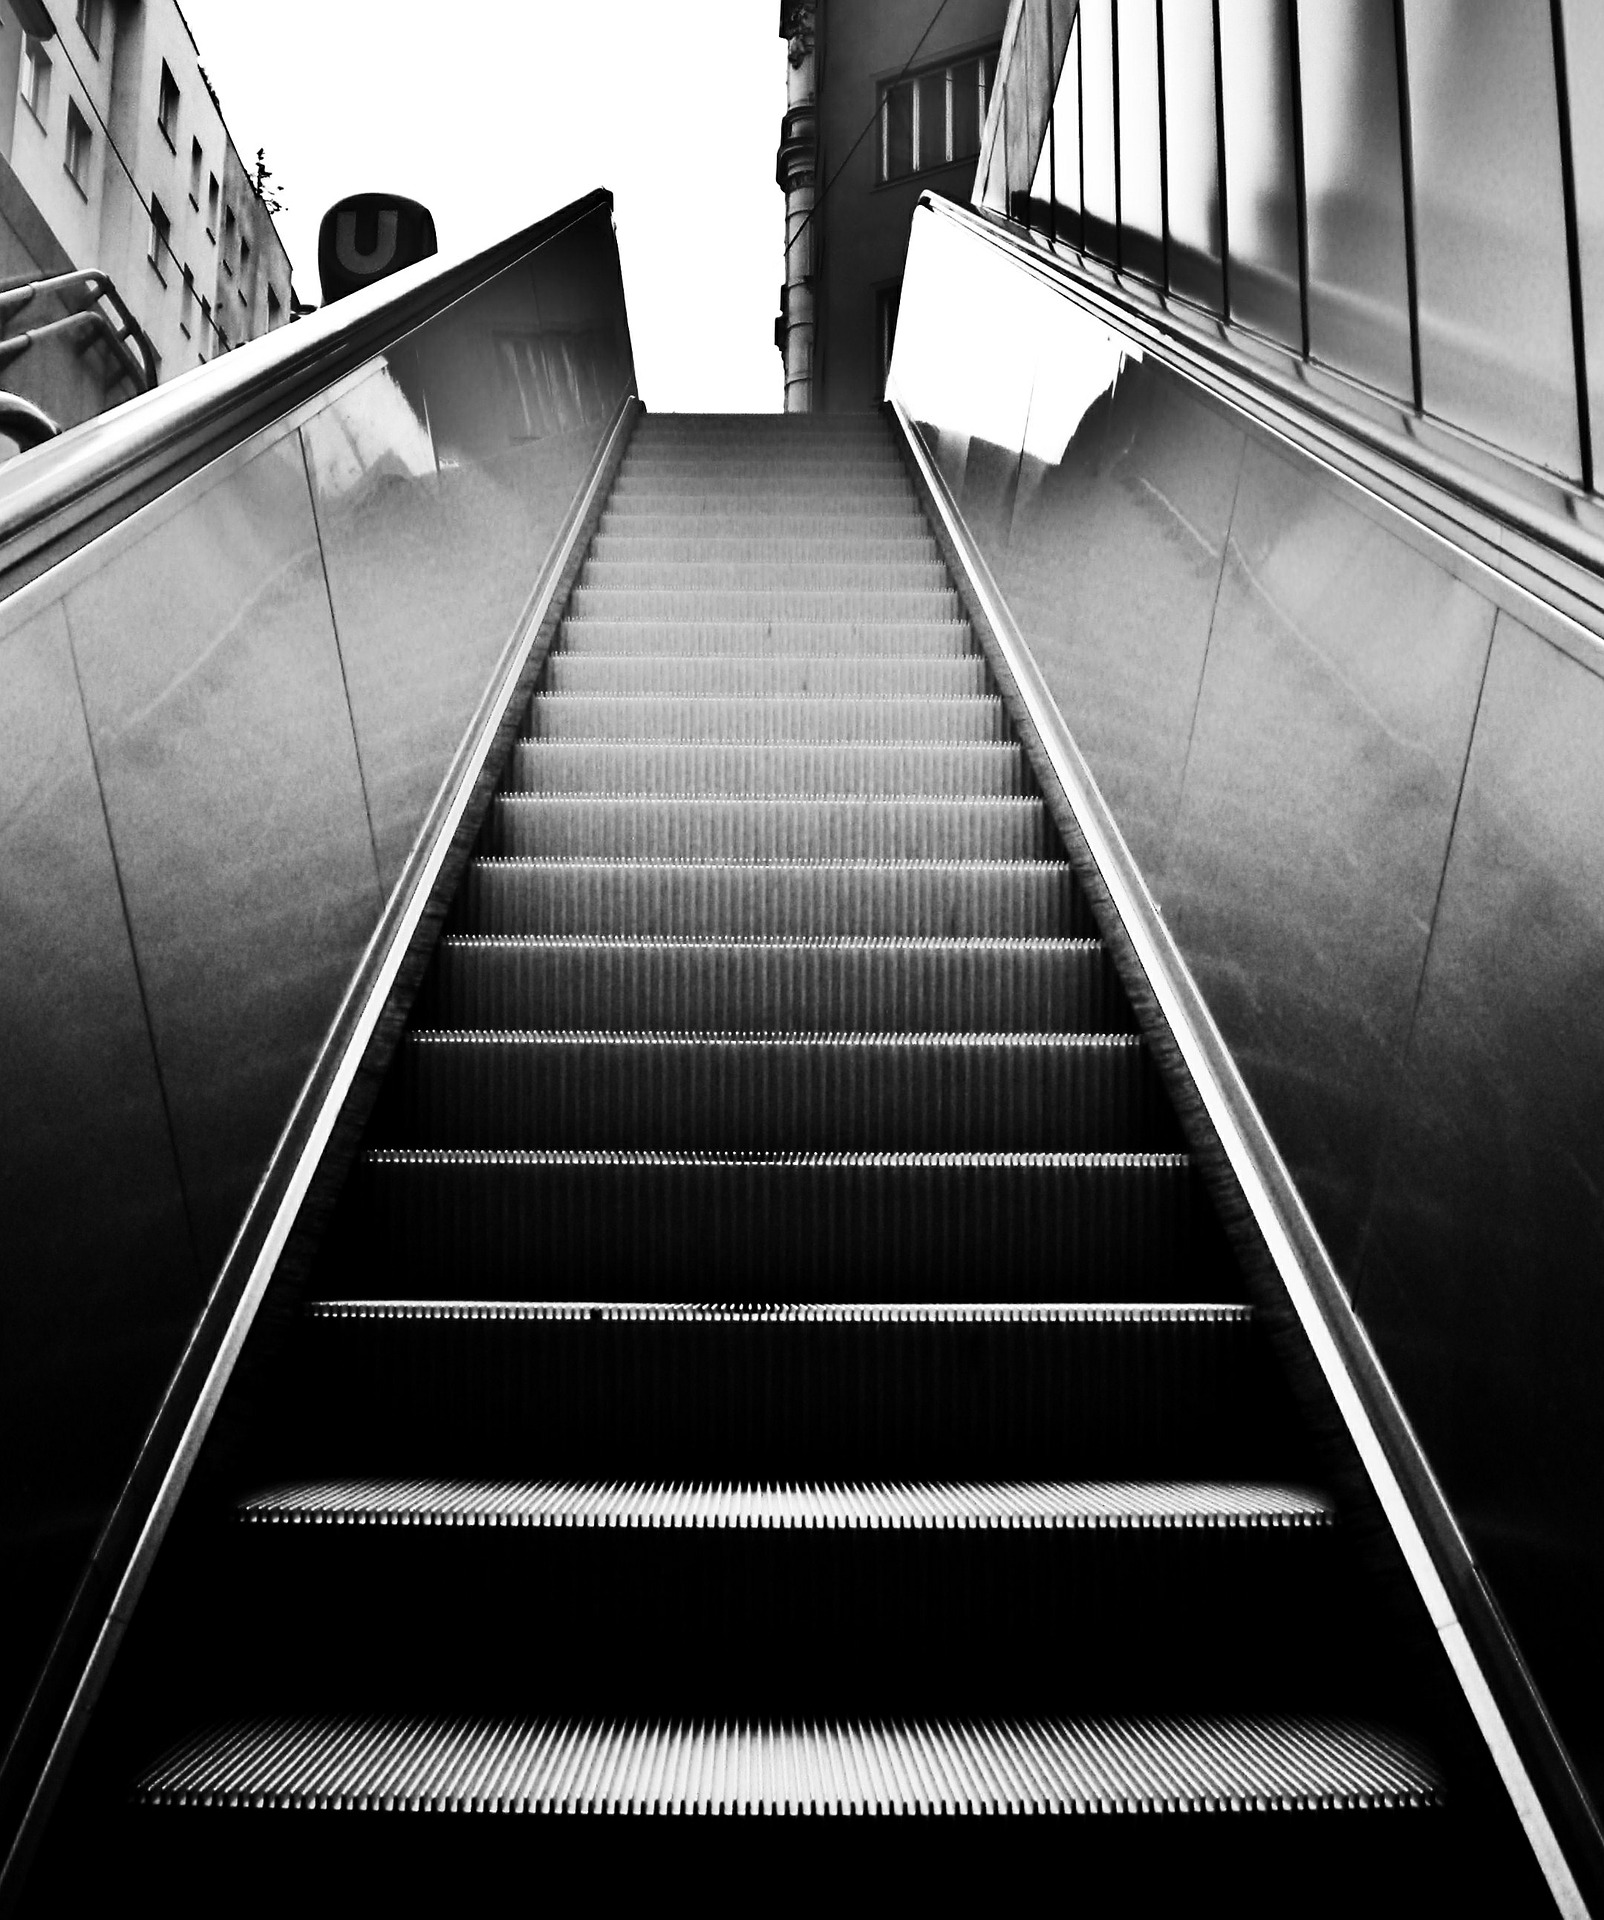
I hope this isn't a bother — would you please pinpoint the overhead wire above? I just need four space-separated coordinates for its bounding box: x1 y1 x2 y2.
783 0 956 262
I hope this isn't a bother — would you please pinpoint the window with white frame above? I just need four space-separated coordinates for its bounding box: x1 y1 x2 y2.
64 99 91 192
20 37 52 125
879 49 994 184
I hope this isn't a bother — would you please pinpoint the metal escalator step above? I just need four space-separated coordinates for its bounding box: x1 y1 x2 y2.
566 588 962 622
578 561 950 592
540 655 990 697
452 859 1088 937
352 1148 1204 1299
235 1478 1333 1530
597 512 932 540
394 1031 1168 1152
134 1713 1442 1813
586 537 942 565
524 694 1010 742
485 796 1051 861
555 619 975 657
610 470 913 494
290 1299 1263 1478
424 935 1124 1032
505 741 1029 797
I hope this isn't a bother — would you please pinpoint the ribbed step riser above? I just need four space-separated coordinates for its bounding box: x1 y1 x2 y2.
540 656 991 697
392 1036 1170 1153
618 460 910 482
135 1714 1442 1818
421 939 1130 1033
586 538 942 566
610 474 914 497
277 1308 1283 1480
190 1527 1350 1718
506 743 1032 798
567 590 962 622
451 863 1090 939
338 1156 1212 1300
579 562 951 592
525 695 1010 744
598 512 931 540
556 620 976 658
486 798 1052 862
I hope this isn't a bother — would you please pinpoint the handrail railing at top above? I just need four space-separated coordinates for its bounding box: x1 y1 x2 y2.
0 187 614 598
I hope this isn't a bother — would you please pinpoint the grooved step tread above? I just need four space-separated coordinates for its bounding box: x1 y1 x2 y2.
235 1479 1334 1530
556 620 975 656
524 694 1010 742
505 742 1028 796
540 657 989 697
305 1300 1254 1326
135 1714 1442 1814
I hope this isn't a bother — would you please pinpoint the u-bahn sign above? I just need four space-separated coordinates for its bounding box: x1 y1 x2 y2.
317 193 438 305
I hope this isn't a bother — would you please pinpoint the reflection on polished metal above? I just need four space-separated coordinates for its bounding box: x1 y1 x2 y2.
888 175 1604 1911
984 0 1599 494
10 411 1475 1915
0 192 636 1904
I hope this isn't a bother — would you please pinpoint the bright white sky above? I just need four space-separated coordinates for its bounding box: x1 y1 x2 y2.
176 0 791 413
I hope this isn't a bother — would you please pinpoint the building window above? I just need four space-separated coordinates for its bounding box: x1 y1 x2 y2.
222 205 236 274
267 286 282 330
879 50 993 183
876 281 902 397
189 138 203 208
206 174 219 239
180 264 195 333
157 62 179 149
75 0 103 55
20 37 51 125
239 235 251 296
64 99 91 193
148 194 170 277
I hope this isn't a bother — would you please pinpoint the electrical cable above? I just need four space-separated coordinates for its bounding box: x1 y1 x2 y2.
783 0 955 261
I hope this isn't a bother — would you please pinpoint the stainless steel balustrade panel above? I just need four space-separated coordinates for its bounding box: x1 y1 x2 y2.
0 601 200 1750
1160 0 1223 316
1049 14 1083 250
1295 0 1412 399
0 194 635 1838
1216 0 1302 350
889 191 1604 1855
64 433 383 1276
1401 0 1580 477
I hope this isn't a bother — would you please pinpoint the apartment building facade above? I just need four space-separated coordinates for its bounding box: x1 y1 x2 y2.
777 0 1009 413
0 0 293 434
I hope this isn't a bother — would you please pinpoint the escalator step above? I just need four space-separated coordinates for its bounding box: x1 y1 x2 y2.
525 693 1010 742
540 655 990 696
134 1714 1442 1814
578 561 952 593
506 741 1028 795
347 1148 1208 1298
566 588 962 622
453 858 1088 937
235 1478 1333 1531
423 935 1125 1031
555 618 976 656
586 537 943 565
392 1031 1170 1151
596 512 934 541
487 795 1052 860
284 1298 1268 1477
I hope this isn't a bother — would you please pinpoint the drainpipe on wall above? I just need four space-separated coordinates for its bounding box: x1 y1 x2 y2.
777 0 817 413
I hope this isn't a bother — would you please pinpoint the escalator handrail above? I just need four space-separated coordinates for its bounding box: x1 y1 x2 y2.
888 388 1600 1920
0 186 614 599
0 378 641 1909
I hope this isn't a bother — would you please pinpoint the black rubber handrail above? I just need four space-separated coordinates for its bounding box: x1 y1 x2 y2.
889 387 1602 1919
0 187 613 598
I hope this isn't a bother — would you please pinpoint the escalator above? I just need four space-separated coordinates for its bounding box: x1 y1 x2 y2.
32 412 1543 1908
